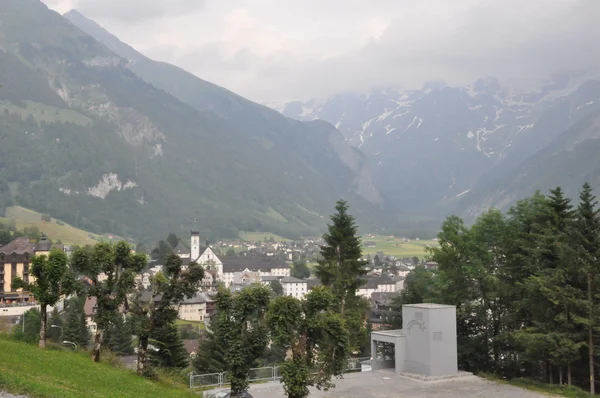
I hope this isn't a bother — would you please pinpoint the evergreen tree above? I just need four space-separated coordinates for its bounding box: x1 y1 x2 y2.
150 321 188 368
166 233 179 249
106 315 134 356
193 329 226 373
48 307 63 343
63 297 90 349
270 280 284 296
566 183 600 394
314 200 367 352
291 260 310 279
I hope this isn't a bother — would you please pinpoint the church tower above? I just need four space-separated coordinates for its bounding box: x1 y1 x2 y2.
191 231 200 261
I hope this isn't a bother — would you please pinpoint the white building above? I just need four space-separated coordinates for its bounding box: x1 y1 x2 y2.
178 292 213 322
280 277 308 299
356 278 398 298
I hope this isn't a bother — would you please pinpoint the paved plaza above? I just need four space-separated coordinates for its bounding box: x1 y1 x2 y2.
204 370 557 398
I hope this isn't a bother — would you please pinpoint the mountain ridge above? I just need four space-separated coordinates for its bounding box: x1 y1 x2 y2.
279 73 600 221
0 0 384 243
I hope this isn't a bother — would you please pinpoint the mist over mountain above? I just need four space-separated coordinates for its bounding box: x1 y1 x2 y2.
0 0 385 242
280 72 600 220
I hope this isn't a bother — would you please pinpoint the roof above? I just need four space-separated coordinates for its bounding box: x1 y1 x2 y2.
181 292 213 305
221 256 289 273
181 246 209 265
260 275 280 282
0 237 35 255
371 292 399 305
34 236 52 251
280 276 306 284
404 303 454 309
173 242 189 254
305 278 321 289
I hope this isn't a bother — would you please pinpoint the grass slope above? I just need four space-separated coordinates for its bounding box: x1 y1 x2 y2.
361 235 437 258
239 231 290 242
0 206 120 246
481 374 588 398
0 336 196 398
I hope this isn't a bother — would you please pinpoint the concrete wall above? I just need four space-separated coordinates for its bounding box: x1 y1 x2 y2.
428 305 458 376
402 304 457 377
402 305 431 375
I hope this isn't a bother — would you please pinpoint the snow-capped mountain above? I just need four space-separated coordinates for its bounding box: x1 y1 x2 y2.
279 73 600 219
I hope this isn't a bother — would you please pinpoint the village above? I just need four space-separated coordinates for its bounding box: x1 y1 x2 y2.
1 231 437 340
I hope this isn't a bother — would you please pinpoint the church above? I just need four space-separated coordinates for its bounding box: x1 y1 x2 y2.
175 231 290 288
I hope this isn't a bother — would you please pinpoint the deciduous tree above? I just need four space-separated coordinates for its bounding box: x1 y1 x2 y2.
131 253 204 375
213 284 271 397
71 241 146 362
13 248 75 348
268 286 350 398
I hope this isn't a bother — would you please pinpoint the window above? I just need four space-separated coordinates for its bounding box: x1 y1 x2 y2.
24 254 29 261
0 253 4 262
11 254 17 262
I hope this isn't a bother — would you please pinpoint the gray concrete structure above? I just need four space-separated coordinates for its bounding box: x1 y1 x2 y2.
371 303 458 377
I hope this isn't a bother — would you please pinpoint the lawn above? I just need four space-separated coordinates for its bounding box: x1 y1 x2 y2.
360 234 437 259
481 374 589 398
176 319 206 330
239 231 290 243
0 336 197 398
1 206 122 246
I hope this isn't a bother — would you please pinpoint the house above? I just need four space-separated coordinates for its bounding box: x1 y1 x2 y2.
368 292 401 330
280 277 308 298
220 255 290 287
0 236 65 305
356 277 398 298
180 231 223 275
178 292 213 322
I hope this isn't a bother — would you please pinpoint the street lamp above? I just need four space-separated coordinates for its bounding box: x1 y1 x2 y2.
51 325 63 341
63 340 77 351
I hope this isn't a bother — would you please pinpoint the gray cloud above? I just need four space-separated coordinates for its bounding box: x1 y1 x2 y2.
74 0 206 22
43 0 600 103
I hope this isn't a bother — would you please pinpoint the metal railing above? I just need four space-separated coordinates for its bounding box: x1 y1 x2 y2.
190 358 372 389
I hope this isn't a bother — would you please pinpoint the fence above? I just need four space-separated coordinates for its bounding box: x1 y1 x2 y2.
190 358 372 389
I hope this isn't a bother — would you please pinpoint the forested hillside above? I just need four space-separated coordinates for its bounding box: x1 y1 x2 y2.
0 0 384 243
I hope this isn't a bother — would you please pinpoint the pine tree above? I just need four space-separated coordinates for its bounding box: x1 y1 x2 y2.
315 200 367 305
63 297 90 349
194 329 227 373
106 315 134 356
566 182 600 394
48 307 63 343
314 200 368 352
150 320 189 369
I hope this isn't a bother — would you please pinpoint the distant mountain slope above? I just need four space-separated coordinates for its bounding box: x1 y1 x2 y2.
280 74 600 220
0 0 383 242
63 9 382 207
459 103 600 217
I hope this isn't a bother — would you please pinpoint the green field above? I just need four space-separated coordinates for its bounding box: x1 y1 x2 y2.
0 206 122 246
175 319 206 330
239 231 290 243
0 335 196 398
360 235 437 258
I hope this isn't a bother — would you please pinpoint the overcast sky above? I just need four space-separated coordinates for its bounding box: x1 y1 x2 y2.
43 0 599 104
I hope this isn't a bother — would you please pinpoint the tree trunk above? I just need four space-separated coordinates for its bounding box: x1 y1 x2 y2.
39 303 47 349
137 335 148 376
559 366 563 385
568 363 572 386
548 362 553 384
92 329 103 362
589 274 595 395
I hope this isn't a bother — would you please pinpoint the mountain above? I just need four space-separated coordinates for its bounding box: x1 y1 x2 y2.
280 73 600 221
0 0 383 243
459 91 600 217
